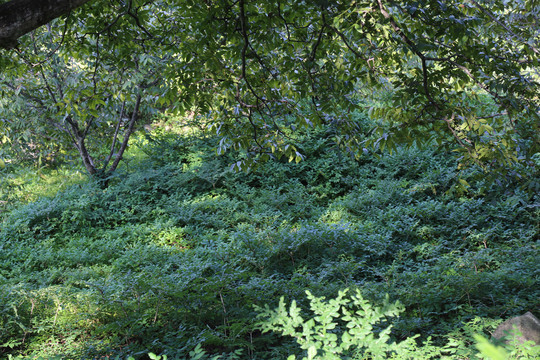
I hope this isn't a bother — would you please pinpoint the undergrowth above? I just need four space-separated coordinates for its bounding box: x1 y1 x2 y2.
0 127 538 359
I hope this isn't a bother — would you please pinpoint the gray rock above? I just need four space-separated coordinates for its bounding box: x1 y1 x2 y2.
492 312 540 345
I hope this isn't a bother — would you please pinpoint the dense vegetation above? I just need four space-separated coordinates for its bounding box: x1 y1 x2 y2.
1 0 539 177
0 117 538 359
0 0 539 359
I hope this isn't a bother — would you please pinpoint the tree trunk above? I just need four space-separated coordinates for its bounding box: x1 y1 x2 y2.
77 137 98 176
0 0 93 49
64 115 98 175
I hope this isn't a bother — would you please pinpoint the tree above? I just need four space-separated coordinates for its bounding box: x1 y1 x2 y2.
1 0 538 182
0 1 169 176
157 0 539 177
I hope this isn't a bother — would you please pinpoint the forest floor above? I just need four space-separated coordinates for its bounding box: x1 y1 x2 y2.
1 125 538 359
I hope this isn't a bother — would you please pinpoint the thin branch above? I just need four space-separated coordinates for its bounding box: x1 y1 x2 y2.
127 2 154 39
37 67 59 105
108 92 142 172
376 0 439 108
102 100 126 171
470 0 539 55
238 0 268 108
331 26 375 71
2 82 45 106
82 115 95 138
61 115 80 151
276 0 292 41
65 115 97 174
239 0 249 82
477 112 508 120
308 13 326 64
92 34 101 94
446 59 503 103
13 15 70 68
443 114 482 167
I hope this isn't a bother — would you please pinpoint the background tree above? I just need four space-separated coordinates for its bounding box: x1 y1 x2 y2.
0 1 170 176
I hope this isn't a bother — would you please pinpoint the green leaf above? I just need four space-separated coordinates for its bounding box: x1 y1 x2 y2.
473 334 508 360
307 345 317 359
458 178 470 188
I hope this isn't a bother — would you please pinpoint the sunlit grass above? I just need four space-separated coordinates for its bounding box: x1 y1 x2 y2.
0 163 86 219
0 130 162 219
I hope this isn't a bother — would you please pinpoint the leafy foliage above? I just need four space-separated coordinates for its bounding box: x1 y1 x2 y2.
258 289 540 360
257 289 442 359
1 0 539 177
0 2 169 175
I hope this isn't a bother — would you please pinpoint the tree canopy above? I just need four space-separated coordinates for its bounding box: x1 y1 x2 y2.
0 0 538 182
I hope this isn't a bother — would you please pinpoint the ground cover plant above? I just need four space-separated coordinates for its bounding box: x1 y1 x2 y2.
0 121 538 359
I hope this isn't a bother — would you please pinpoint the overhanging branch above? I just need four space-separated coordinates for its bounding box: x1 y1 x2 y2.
0 0 93 49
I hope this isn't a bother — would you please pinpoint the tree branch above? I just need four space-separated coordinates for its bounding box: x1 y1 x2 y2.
102 100 126 171
376 0 439 108
469 0 539 56
108 93 141 173
0 0 93 49
64 114 97 174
